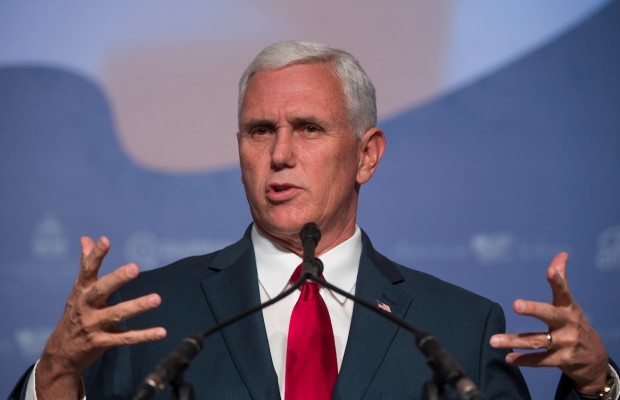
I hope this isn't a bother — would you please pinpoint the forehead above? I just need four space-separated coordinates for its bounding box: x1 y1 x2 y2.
240 63 346 116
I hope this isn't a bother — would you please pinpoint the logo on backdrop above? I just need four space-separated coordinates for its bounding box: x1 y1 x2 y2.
469 232 515 264
124 231 230 269
32 214 68 259
14 327 54 358
3 213 76 282
469 232 569 266
595 225 620 271
389 232 570 267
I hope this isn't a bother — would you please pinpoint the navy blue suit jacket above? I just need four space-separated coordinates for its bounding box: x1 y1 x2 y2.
17 226 583 399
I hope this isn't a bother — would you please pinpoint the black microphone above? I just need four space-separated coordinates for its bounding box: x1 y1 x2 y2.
300 222 323 277
417 333 483 400
132 334 203 400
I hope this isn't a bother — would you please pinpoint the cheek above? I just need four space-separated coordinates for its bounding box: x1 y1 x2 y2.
330 148 361 182
239 154 256 189
239 141 268 169
318 158 358 204
240 152 267 198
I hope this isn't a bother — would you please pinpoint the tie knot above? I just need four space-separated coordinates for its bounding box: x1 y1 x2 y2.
290 263 323 284
290 264 303 283
291 264 322 302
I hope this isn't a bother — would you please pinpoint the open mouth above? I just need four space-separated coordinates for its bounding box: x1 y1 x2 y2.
267 183 299 201
273 185 291 192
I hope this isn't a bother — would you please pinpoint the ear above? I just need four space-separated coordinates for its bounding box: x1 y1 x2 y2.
357 127 386 185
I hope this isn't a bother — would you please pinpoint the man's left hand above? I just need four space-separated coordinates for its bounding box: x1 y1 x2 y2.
490 252 609 395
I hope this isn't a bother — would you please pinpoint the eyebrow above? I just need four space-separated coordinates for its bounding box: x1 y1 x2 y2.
240 118 277 132
290 116 325 127
240 115 328 132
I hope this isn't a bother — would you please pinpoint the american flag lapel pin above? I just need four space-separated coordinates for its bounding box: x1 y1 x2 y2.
376 300 392 313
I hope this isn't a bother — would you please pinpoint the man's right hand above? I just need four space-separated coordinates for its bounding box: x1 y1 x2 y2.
35 236 167 400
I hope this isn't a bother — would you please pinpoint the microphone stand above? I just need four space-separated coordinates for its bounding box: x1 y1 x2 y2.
133 223 483 400
296 223 482 399
307 273 483 400
132 280 304 400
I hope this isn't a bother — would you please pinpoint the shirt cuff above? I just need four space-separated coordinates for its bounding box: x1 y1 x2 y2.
26 359 86 400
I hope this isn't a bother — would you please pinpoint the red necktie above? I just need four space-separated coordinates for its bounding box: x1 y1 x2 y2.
285 264 338 400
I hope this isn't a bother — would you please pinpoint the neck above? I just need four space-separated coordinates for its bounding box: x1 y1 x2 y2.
253 220 357 257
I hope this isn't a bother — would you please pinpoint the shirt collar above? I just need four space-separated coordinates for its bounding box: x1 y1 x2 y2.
253 224 362 304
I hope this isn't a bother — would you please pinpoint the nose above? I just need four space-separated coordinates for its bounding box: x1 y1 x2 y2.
271 130 296 169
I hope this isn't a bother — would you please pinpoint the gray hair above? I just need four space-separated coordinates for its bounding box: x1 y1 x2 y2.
238 40 377 138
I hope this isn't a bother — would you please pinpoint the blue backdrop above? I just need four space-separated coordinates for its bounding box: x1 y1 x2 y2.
1 3 619 398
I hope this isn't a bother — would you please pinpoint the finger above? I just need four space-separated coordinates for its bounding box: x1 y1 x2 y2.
504 351 558 368
490 332 552 351
547 252 573 307
84 263 140 306
77 236 110 287
94 327 168 348
512 299 564 328
80 236 95 257
95 293 162 327
548 252 568 280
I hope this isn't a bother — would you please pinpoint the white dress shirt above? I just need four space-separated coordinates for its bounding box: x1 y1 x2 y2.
253 224 361 400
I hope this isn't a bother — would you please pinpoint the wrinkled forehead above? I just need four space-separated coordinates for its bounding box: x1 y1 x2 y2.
241 61 342 101
239 62 346 122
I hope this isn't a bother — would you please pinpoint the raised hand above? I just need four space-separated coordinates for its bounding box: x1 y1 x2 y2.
35 236 166 399
490 252 609 395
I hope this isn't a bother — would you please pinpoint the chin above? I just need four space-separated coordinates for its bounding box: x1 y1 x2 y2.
261 215 312 238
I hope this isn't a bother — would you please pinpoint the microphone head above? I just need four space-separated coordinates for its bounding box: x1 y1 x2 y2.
300 222 321 245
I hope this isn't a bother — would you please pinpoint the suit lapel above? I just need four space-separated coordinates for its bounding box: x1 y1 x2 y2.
200 235 280 400
334 235 415 399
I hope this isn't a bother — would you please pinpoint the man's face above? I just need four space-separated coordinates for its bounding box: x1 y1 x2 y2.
237 63 365 252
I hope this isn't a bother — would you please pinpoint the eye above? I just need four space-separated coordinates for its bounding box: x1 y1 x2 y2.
301 125 321 135
252 127 270 135
243 126 274 140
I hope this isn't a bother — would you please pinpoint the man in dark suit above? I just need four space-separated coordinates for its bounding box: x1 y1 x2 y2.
11 40 616 399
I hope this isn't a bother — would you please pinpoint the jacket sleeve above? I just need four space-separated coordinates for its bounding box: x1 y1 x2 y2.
477 302 532 399
7 364 35 400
